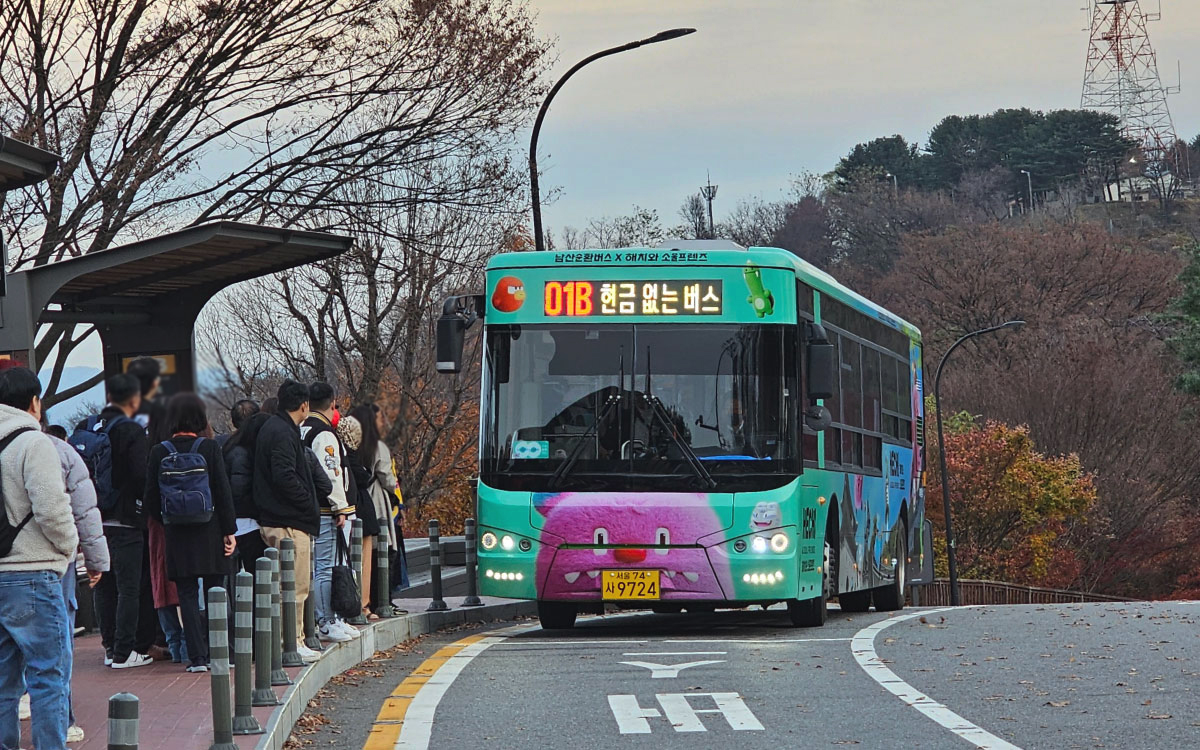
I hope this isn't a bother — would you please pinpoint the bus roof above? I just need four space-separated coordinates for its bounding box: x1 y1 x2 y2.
486 246 921 341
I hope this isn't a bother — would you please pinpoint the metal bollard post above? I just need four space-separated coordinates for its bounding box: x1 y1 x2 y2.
206 587 238 750
347 519 369 626
232 571 262 734
107 692 139 750
303 593 323 651
426 519 448 612
461 518 483 607
251 557 279 706
373 525 396 618
265 547 291 685
279 538 303 667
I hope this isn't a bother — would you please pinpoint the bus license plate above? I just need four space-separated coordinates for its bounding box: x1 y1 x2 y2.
602 570 660 600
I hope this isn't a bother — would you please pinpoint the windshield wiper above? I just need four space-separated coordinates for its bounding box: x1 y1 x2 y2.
642 345 717 489
550 349 624 489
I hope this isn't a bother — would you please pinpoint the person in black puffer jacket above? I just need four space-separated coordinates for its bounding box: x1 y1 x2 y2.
220 401 270 572
252 381 320 662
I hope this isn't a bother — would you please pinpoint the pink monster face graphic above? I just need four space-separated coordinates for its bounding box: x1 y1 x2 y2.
533 492 734 601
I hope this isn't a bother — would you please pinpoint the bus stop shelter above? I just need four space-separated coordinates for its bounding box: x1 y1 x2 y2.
0 219 352 392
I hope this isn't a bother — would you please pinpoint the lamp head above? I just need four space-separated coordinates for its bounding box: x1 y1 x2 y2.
1002 319 1026 331
649 28 697 42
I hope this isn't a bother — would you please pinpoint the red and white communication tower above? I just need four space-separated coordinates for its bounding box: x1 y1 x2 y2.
1081 0 1178 167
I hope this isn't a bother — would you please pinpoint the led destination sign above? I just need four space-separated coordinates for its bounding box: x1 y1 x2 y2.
543 280 724 317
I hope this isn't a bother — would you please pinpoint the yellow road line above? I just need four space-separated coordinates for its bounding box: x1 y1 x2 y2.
362 635 486 750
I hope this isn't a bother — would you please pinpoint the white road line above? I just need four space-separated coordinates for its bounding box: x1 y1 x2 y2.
622 651 727 656
395 636 505 749
851 609 1023 750
498 639 649 646
663 637 852 644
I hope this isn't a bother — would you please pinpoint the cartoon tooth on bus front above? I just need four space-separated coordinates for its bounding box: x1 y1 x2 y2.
750 501 781 530
743 262 775 318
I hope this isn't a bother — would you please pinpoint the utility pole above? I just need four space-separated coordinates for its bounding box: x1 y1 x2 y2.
699 173 718 239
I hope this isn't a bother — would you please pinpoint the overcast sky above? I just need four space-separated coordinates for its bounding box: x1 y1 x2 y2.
531 0 1200 233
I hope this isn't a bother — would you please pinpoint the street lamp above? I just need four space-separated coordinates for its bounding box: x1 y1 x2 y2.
885 172 898 196
1020 169 1033 213
934 319 1025 606
699 173 718 239
528 28 697 252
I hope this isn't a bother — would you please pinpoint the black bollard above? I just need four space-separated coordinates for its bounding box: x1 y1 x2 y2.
462 518 483 607
251 557 278 706
265 548 291 685
232 571 262 734
373 524 396 618
279 538 304 667
107 692 139 750
207 587 238 750
347 519 369 626
426 519 448 612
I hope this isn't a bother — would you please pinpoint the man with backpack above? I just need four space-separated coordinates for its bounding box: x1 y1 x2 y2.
301 382 360 643
0 366 79 750
77 373 153 670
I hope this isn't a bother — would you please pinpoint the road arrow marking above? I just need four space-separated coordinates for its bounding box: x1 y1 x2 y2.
619 659 726 678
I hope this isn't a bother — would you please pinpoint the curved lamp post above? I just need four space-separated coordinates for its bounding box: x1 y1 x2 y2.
934 319 1024 605
529 28 697 252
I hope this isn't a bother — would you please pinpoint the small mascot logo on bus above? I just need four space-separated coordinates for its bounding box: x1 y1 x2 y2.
492 276 526 312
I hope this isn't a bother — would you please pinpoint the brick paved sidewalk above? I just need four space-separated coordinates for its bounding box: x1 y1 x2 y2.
17 596 522 749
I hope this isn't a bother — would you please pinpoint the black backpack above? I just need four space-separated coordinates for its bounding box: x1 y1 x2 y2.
0 428 38 558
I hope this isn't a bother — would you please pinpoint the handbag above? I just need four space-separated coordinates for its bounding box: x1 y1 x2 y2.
330 530 361 620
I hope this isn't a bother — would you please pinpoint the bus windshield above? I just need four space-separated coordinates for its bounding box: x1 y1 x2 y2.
481 323 798 492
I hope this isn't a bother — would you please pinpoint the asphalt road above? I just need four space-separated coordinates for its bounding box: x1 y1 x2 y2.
302 600 1199 750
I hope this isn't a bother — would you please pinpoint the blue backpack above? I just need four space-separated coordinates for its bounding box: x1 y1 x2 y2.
158 438 214 526
69 416 133 512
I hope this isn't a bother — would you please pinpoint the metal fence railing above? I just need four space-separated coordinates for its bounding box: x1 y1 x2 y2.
917 578 1136 607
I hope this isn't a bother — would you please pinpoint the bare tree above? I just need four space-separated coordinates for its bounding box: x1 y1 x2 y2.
676 193 708 239
0 0 549 408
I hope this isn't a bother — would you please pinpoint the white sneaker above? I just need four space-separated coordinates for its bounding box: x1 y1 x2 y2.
296 642 321 664
18 693 29 720
66 725 85 743
111 651 153 669
333 619 361 639
319 623 352 643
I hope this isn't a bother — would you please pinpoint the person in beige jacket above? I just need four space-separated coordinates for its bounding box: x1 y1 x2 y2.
0 366 78 750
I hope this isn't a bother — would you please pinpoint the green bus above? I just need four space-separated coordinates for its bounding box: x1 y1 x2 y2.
437 242 927 629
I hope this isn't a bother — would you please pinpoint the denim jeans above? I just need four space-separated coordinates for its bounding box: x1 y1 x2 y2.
0 570 70 750
95 526 143 662
313 515 336 625
157 607 187 663
60 565 77 727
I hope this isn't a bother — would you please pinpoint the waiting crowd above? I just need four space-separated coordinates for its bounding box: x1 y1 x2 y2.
0 357 409 750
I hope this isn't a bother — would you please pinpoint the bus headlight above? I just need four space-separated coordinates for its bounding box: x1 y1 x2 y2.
770 533 789 553
751 536 768 553
501 535 516 551
481 532 498 550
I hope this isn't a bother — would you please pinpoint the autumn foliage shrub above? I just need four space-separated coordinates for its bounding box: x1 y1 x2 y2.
924 407 1097 589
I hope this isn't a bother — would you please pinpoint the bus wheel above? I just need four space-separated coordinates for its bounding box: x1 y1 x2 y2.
787 539 831 627
537 601 577 630
873 518 907 612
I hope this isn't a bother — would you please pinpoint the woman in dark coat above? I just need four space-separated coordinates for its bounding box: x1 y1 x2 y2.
144 393 236 672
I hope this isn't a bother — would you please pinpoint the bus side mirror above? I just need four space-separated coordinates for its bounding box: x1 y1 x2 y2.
435 295 484 374
806 323 836 400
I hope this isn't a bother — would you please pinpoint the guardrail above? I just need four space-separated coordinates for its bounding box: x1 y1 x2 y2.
918 578 1136 606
